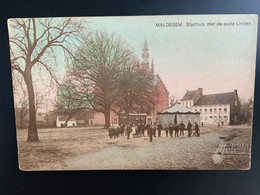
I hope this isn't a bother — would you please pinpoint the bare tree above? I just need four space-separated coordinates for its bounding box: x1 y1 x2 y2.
169 95 179 107
8 18 86 141
68 31 137 128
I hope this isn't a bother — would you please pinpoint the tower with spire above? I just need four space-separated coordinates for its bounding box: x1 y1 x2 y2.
140 38 169 125
142 38 150 71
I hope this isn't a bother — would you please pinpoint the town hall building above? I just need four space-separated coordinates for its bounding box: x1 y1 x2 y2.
141 39 169 125
181 88 240 125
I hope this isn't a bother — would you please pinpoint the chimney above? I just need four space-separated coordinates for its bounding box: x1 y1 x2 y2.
198 88 203 96
234 89 237 94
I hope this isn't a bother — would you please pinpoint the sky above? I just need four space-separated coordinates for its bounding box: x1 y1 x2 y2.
80 15 257 100
9 15 258 112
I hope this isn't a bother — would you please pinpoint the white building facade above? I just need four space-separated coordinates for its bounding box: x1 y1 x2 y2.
191 104 230 125
181 88 240 125
56 116 77 127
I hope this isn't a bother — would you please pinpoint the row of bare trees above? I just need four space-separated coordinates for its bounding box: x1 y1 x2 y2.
9 18 155 142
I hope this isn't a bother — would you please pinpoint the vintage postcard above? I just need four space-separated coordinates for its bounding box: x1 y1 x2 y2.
8 15 257 170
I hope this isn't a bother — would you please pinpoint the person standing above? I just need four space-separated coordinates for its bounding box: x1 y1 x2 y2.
179 121 185 136
149 124 154 142
195 122 200 137
127 124 132 139
153 123 156 137
146 123 150 137
169 124 174 137
141 123 145 137
157 123 162 137
132 124 136 138
165 125 169 137
187 121 192 137
174 123 179 137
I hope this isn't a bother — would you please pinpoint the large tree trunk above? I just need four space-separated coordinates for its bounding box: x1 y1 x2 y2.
24 70 39 142
104 107 111 129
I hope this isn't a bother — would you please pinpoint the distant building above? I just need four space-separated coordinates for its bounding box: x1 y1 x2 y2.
56 116 77 127
73 109 94 126
181 88 240 125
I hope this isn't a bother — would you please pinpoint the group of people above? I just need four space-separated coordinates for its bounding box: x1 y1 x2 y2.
114 120 200 142
164 121 200 138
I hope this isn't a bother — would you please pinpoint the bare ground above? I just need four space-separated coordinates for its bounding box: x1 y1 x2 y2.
16 125 252 170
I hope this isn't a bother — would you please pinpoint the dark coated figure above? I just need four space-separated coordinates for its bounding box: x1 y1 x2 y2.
157 123 162 137
141 123 145 137
126 124 132 139
187 121 192 137
169 124 174 137
165 126 169 137
174 124 179 137
146 123 150 136
179 121 185 136
149 125 154 142
195 122 200 137
153 123 156 137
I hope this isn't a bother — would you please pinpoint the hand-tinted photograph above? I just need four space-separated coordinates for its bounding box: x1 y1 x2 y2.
8 15 257 170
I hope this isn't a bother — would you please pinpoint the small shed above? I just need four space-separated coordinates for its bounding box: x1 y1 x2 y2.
157 104 200 129
56 116 77 127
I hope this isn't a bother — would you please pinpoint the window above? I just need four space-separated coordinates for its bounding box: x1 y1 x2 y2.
204 109 207 113
235 100 238 106
219 108 222 113
224 108 227 113
210 116 213 118
204 116 207 121
195 109 197 112
199 109 202 113
210 109 212 113
214 108 217 113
